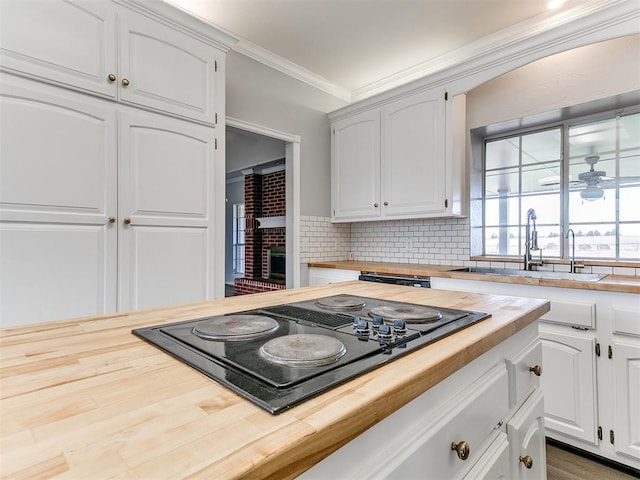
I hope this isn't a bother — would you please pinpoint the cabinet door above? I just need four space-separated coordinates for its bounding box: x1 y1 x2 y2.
539 324 598 444
612 339 640 461
0 0 117 97
118 11 220 124
331 110 381 221
463 432 511 480
118 110 216 311
381 90 446 218
508 389 547 480
0 76 117 326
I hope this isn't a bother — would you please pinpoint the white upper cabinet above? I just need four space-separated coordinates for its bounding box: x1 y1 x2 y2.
118 11 221 124
381 90 446 218
330 89 464 223
331 109 380 220
0 0 117 97
0 0 221 124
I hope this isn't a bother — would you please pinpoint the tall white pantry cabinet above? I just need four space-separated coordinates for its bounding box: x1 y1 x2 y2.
0 0 237 327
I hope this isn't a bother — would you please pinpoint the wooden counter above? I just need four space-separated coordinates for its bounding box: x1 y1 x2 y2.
309 260 640 294
0 282 548 479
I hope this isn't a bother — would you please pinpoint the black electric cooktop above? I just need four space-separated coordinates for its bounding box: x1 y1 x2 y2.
132 295 490 414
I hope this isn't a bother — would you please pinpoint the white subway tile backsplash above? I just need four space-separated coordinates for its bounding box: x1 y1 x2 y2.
300 216 637 276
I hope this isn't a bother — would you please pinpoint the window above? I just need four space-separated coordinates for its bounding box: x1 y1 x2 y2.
482 110 640 260
232 203 245 274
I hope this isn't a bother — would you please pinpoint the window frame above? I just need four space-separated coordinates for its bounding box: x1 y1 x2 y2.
480 106 640 261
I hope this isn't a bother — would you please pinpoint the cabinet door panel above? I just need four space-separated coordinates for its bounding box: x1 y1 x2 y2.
0 0 116 97
118 110 215 311
0 224 114 327
381 91 445 217
463 432 510 480
539 326 597 444
119 12 219 123
613 340 640 461
331 110 380 221
123 226 207 310
508 389 547 480
0 78 117 326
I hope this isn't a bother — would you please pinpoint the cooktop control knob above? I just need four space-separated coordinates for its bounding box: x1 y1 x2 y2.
353 317 370 339
377 324 393 343
371 315 384 331
392 320 407 336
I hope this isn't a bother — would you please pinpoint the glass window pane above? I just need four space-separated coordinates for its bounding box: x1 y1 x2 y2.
485 226 520 256
536 226 561 258
521 128 561 165
485 196 520 226
568 189 615 223
486 138 519 170
522 162 561 194
620 186 640 222
619 223 640 259
620 149 640 179
569 118 617 160
620 113 640 151
485 168 519 197
520 194 561 226
568 224 616 258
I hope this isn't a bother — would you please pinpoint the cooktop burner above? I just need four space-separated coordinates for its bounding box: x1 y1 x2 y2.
368 305 443 323
132 294 490 414
259 334 347 367
315 295 366 310
193 315 279 341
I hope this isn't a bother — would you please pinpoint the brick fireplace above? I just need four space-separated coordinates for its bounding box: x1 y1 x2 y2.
234 168 286 295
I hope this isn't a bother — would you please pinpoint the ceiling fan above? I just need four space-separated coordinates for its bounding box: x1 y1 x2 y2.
539 151 640 201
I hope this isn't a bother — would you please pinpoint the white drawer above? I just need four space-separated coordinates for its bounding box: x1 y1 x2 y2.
612 308 640 337
382 365 509 479
540 300 595 329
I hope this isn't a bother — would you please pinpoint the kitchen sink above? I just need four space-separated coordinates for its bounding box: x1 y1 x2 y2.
451 267 606 282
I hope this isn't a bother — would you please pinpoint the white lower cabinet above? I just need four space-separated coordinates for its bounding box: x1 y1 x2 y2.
507 389 547 480
538 324 598 444
308 267 361 286
431 277 640 470
299 323 545 479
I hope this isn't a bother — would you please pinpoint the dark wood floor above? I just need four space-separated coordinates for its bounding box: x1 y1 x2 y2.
546 443 639 480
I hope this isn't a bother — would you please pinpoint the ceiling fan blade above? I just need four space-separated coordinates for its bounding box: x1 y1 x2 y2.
597 176 640 187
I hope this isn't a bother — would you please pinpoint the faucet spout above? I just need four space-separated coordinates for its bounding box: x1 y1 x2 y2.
524 208 543 270
566 228 584 273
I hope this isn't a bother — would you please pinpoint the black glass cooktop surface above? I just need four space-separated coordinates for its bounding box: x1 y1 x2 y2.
132 295 490 414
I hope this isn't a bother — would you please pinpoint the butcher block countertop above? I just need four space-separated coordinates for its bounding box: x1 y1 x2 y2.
0 282 549 479
309 260 640 294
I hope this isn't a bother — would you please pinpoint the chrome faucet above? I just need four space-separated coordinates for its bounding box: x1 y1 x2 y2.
566 228 584 273
524 208 543 270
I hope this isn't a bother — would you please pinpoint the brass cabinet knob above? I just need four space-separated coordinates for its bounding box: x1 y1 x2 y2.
383 201 389 206
374 203 379 208
107 73 116 82
121 78 130 86
519 455 533 469
107 216 116 224
123 217 131 225
529 365 542 377
451 440 470 460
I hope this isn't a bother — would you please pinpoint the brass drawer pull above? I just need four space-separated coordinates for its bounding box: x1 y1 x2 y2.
107 73 116 82
529 365 542 376
123 217 131 225
519 455 533 469
451 440 470 460
121 78 130 86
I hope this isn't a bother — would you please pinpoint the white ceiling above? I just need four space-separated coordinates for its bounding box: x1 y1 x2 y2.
166 0 600 101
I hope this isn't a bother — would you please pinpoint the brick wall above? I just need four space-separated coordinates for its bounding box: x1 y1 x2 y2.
237 169 287 294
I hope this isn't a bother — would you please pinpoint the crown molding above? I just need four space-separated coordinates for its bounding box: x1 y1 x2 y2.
351 0 633 102
231 40 352 102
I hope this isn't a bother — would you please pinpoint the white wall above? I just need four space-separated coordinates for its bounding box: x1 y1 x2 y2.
225 52 348 217
466 34 640 130
226 127 285 173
